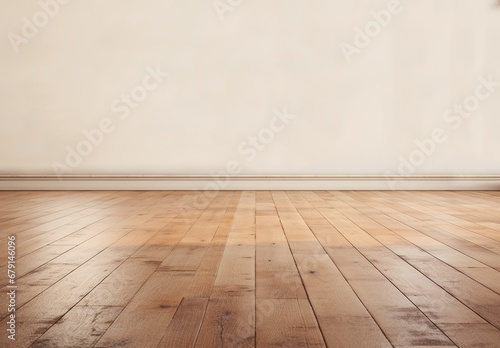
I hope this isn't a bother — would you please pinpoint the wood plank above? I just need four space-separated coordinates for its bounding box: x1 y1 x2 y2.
438 323 500 347
196 191 256 347
256 215 307 299
158 298 208 348
30 305 122 348
210 191 256 298
195 297 255 347
185 192 241 298
78 259 160 307
94 271 195 348
159 192 235 271
256 299 325 347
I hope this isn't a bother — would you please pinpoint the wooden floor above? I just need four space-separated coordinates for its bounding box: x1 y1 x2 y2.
0 191 500 347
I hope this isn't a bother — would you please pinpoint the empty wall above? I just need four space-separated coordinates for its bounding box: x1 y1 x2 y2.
1 0 500 176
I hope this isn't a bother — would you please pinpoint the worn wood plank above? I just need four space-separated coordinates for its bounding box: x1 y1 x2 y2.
158 297 208 348
256 215 307 299
31 305 122 348
256 299 325 347
196 191 256 347
94 271 195 348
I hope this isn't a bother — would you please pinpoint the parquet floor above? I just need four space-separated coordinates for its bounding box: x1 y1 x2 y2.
0 190 500 347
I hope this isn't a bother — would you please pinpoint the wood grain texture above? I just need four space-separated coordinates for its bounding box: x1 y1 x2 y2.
0 190 499 347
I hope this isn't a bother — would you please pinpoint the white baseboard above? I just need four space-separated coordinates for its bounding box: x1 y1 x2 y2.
0 175 499 190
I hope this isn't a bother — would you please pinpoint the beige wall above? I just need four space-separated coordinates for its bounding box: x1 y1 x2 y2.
1 0 500 175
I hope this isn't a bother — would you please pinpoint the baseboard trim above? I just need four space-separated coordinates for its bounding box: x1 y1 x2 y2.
0 175 499 190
